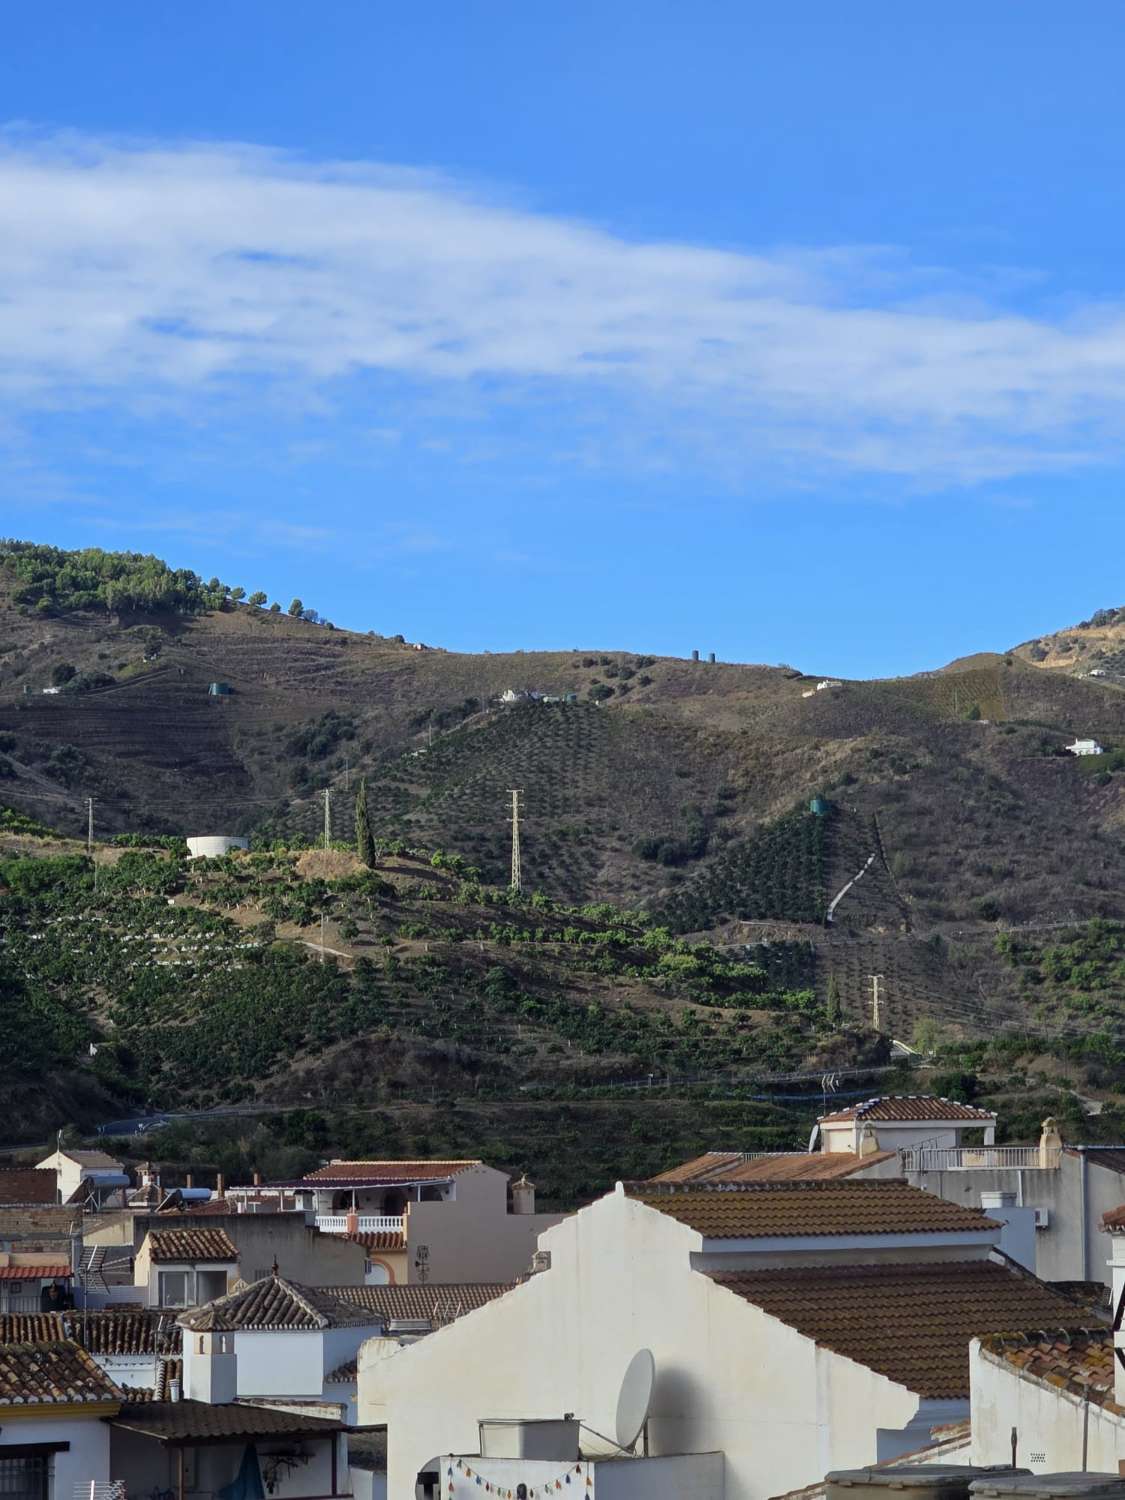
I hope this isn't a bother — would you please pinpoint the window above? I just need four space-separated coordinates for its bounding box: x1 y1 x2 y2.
0 1455 49 1500
197 1269 227 1303
159 1270 191 1307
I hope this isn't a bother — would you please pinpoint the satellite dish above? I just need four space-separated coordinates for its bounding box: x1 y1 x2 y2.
615 1348 655 1451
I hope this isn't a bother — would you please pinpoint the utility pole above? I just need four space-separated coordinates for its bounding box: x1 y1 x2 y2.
86 796 94 854
322 789 331 850
869 974 885 1033
508 789 523 892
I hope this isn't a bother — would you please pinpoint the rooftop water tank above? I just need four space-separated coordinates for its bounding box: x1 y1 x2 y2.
829 1468 1029 1500
971 1478 1125 1500
478 1419 580 1462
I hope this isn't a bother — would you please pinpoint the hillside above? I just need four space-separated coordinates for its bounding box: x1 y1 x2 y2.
3 541 1125 1185
0 832 893 1199
1012 604 1125 681
4 545 1125 938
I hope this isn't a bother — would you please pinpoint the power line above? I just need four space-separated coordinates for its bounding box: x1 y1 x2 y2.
508 789 522 893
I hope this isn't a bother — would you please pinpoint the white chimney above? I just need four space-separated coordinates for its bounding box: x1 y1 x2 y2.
185 1329 237 1405
511 1175 536 1216
1039 1117 1063 1169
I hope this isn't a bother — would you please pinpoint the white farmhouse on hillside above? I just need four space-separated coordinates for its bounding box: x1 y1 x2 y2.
358 1177 1090 1500
1066 737 1104 756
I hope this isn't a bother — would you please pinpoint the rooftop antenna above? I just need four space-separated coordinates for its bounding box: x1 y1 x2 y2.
615 1348 655 1455
508 789 523 893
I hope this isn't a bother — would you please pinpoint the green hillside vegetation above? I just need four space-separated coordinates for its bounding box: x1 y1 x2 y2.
3 542 1125 1187
0 834 870 1190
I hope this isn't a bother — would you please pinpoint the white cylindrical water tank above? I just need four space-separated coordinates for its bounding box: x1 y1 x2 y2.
186 836 250 859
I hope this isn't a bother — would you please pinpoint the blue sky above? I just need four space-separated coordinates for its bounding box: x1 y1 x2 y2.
2 4 1124 675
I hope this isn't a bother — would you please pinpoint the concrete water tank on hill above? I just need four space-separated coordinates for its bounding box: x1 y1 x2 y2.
186 836 249 859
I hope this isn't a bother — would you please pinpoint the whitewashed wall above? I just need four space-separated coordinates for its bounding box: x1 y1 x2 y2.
361 1188 921 1500
970 1341 1124 1473
1 1415 110 1497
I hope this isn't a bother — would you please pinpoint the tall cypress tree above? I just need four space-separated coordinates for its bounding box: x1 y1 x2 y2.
355 777 375 867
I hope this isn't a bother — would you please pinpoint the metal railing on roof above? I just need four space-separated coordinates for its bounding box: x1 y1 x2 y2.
898 1145 1047 1172
315 1214 405 1235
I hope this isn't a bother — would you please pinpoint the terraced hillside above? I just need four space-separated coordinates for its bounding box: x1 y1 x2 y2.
0 832 890 1194
5 542 1125 1031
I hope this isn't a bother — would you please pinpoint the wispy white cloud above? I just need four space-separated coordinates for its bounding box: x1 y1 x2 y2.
4 128 1125 483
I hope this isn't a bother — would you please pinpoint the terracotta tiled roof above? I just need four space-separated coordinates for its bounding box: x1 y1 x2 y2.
0 1315 67 1343
0 1264 70 1280
0 1310 179 1357
70 1310 181 1357
325 1282 513 1323
122 1357 185 1404
626 1179 999 1238
0 1340 125 1405
818 1096 996 1124
112 1397 343 1442
60 1150 124 1170
712 1259 1092 1397
179 1274 378 1331
650 1151 896 1183
1103 1204 1125 1231
299 1159 481 1185
347 1231 406 1252
0 1169 58 1205
326 1358 357 1383
980 1329 1118 1412
145 1228 238 1263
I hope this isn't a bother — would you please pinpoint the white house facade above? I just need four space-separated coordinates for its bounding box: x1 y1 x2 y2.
359 1179 1090 1500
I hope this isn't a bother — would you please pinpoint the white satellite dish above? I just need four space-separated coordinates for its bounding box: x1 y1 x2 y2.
615 1348 655 1451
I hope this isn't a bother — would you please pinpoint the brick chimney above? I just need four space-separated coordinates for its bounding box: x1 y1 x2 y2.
253 1170 262 1187
215 1173 225 1197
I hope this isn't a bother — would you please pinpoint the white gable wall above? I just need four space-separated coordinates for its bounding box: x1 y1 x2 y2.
360 1189 921 1500
970 1341 1124 1473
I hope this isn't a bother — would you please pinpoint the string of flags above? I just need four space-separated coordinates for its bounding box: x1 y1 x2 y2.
445 1457 594 1497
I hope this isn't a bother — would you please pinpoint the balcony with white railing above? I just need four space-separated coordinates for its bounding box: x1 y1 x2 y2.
315 1214 406 1235
898 1145 1051 1172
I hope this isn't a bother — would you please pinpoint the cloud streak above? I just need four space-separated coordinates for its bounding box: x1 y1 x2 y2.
3 129 1125 483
